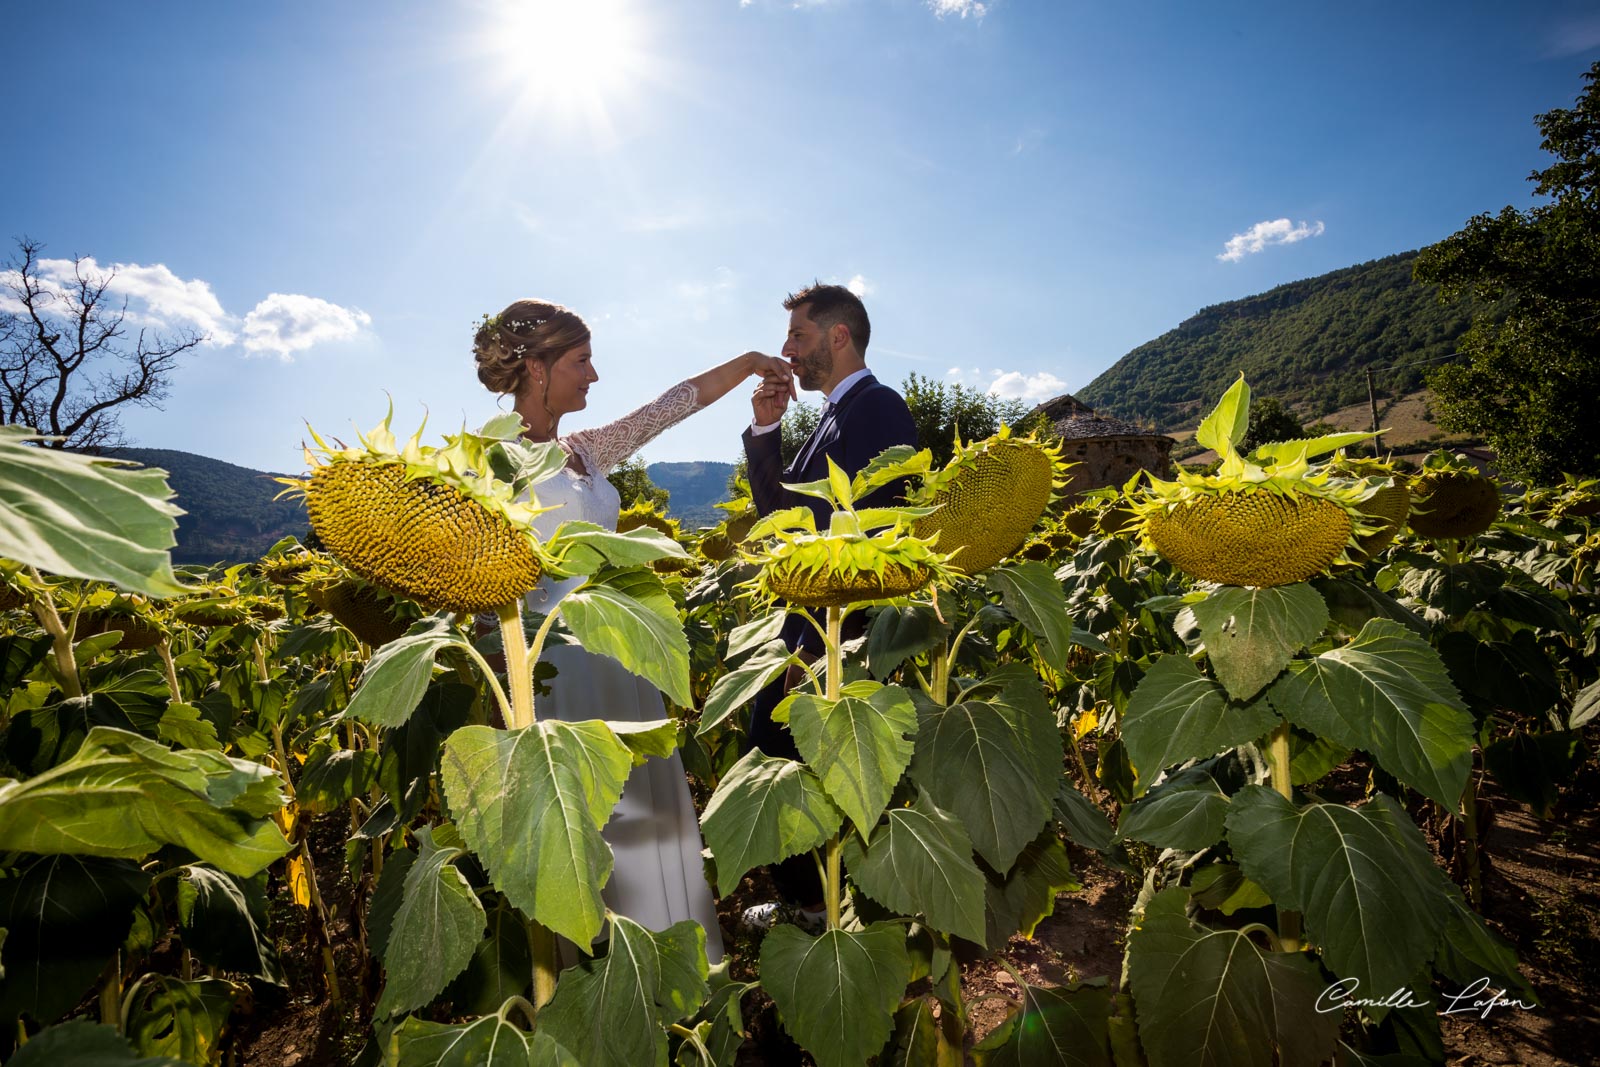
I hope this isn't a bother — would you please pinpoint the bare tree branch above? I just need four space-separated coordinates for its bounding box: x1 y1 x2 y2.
0 237 205 451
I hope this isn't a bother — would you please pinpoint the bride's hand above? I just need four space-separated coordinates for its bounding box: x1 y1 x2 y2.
746 353 796 398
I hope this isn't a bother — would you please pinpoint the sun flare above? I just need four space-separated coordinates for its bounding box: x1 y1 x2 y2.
481 0 644 118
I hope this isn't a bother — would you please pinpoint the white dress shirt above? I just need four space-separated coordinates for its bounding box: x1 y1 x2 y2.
750 367 875 436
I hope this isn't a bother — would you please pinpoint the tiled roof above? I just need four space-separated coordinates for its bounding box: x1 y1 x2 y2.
1053 413 1172 443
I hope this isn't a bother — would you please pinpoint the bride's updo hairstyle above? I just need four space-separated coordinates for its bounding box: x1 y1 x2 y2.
473 298 591 397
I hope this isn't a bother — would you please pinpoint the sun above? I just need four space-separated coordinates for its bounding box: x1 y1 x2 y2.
479 0 645 121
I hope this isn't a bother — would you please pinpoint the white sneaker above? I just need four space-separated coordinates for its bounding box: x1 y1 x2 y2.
739 902 826 935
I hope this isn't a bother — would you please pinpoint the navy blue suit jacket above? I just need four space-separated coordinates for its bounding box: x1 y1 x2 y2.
741 374 919 529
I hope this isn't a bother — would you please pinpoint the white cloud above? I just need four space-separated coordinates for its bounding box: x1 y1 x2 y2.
93 260 235 341
2 257 236 342
988 370 1067 404
846 274 873 297
927 0 988 18
1217 218 1326 262
241 294 372 359
2 255 371 360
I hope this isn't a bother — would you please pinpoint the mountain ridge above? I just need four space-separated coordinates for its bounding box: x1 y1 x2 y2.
1074 250 1477 432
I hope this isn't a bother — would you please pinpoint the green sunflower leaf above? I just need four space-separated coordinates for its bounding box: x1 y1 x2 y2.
1185 584 1328 702
375 824 486 1017
842 792 987 944
700 750 843 895
1225 787 1452 997
910 699 1060 872
562 569 692 708
1266 619 1472 806
0 425 186 598
441 721 632 946
541 916 710 1066
761 923 912 1067
1121 655 1278 795
789 685 918 834
1126 887 1338 1067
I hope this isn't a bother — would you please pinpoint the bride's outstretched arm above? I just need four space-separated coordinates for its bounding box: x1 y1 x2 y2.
688 351 793 409
567 352 793 474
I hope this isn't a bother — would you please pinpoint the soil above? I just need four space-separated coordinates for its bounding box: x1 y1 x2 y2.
217 751 1600 1066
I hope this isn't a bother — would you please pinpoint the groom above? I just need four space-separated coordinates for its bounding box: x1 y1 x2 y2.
739 282 917 926
744 282 918 526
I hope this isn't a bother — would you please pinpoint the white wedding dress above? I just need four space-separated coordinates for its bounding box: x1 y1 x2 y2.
522 381 725 964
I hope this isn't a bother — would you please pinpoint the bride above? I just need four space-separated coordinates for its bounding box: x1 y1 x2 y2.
473 298 793 963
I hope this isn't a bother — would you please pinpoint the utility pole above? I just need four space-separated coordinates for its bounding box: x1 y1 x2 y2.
1365 365 1382 453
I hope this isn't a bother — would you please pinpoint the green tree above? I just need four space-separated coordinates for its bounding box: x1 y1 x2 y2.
1414 61 1600 482
900 373 1038 467
606 454 669 510
1240 397 1306 453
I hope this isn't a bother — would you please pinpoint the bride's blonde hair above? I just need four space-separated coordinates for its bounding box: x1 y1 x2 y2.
473 298 590 431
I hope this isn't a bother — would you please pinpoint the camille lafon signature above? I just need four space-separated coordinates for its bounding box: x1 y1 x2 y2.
1315 977 1536 1020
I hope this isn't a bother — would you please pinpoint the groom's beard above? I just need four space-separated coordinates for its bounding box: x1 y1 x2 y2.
794 338 832 393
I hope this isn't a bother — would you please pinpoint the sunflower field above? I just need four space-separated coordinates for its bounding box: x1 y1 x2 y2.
1 377 1596 1066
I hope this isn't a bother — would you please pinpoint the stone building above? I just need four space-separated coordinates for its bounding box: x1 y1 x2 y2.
1030 393 1176 496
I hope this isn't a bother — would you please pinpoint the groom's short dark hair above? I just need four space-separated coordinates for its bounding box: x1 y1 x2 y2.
784 283 870 356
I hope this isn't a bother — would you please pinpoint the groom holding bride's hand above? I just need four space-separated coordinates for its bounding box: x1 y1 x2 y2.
743 283 916 525
738 282 918 931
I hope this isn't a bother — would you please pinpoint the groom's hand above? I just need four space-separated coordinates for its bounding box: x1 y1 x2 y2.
750 354 793 426
752 378 790 426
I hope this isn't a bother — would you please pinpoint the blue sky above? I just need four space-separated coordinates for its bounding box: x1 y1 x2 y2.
4 1 1597 475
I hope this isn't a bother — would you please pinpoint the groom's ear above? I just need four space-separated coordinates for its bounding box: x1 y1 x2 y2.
829 322 851 353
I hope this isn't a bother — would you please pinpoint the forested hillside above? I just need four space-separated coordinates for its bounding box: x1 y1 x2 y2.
108 448 308 564
647 460 737 529
1077 251 1479 430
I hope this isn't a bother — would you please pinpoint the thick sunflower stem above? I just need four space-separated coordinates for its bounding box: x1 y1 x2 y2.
98 950 121 1028
157 638 182 705
824 836 843 931
1460 768 1483 909
1266 722 1303 951
931 647 950 708
1067 718 1097 794
825 607 842 703
529 920 559 1014
824 606 844 929
27 570 82 700
497 602 534 729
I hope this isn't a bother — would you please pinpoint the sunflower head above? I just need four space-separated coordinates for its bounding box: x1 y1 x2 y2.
699 493 759 563
1131 376 1389 586
1407 453 1501 540
281 408 566 614
617 499 681 541
172 594 284 628
907 426 1069 574
0 560 26 611
75 589 167 650
744 452 952 609
1328 455 1410 563
304 568 417 647
258 546 321 587
1544 474 1600 521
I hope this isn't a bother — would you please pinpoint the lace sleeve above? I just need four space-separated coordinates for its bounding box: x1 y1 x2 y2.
565 380 704 475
